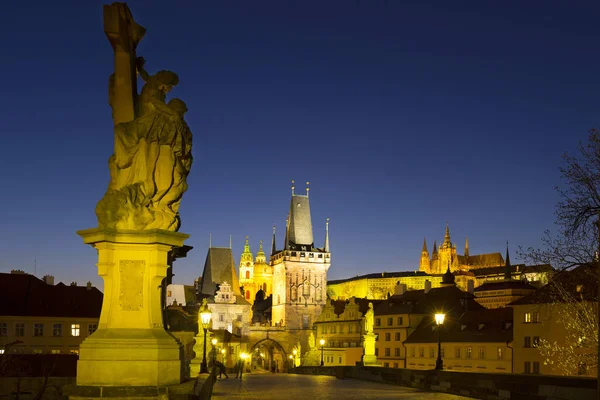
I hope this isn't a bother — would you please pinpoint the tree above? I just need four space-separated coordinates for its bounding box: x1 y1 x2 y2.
520 129 599 381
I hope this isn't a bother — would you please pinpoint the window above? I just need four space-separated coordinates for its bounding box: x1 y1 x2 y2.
524 361 531 374
384 362 389 368
387 317 393 326
0 349 4 354
15 323 24 337
466 347 472 359
478 347 485 359
455 348 461 358
385 333 391 341
410 347 415 357
51 349 61 354
532 312 540 323
497 347 504 359
167 290 172 297
524 336 531 348
245 290 250 299
429 347 435 358
32 349 43 354
338 357 342 364
395 348 400 357
375 348 379 356
533 336 540 348
419 347 424 357
348 325 353 334
53 324 62 337
302 315 309 329
71 324 80 337
524 312 531 323
0 323 7 337
385 348 390 356
533 361 540 374
395 332 401 341
70 349 80 356
398 317 403 326
88 324 97 336
219 314 224 322
375 318 381 327
34 324 44 337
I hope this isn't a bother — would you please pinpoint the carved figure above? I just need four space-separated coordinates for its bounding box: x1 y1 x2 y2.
364 302 374 334
98 11 193 231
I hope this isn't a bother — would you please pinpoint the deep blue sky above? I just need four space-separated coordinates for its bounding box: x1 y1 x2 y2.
0 1 598 290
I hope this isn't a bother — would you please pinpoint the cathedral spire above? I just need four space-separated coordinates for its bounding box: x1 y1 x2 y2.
324 218 330 252
464 236 469 257
443 222 451 246
271 225 277 256
241 236 253 262
504 241 512 281
256 239 266 264
432 240 437 255
422 237 428 253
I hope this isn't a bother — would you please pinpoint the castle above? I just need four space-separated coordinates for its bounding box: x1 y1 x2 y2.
419 224 504 274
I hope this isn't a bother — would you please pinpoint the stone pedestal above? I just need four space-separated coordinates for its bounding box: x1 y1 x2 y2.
76 228 188 386
362 332 378 366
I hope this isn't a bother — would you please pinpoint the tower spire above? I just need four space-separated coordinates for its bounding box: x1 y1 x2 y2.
432 240 437 255
291 180 295 196
271 225 277 256
306 181 310 197
324 218 330 252
284 216 289 250
464 236 469 257
504 241 512 281
443 222 451 246
422 237 428 253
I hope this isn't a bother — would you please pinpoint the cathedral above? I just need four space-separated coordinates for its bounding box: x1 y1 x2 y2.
239 237 273 303
419 223 504 274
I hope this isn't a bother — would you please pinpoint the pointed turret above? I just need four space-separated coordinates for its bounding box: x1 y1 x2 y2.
271 225 277 256
432 240 438 258
324 218 330 252
504 242 512 281
419 237 430 273
443 222 451 247
256 240 266 264
287 189 314 249
422 237 428 253
464 236 469 258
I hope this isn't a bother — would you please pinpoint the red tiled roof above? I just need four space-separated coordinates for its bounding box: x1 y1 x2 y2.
0 273 102 318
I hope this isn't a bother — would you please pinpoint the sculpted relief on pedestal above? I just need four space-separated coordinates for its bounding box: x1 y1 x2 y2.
97 3 193 232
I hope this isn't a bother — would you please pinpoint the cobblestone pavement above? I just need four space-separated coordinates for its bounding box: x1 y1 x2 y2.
211 372 471 399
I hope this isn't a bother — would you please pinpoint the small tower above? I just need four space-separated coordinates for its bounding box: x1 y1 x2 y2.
271 225 277 257
419 238 430 273
239 237 255 301
504 242 512 281
324 218 330 252
464 236 470 258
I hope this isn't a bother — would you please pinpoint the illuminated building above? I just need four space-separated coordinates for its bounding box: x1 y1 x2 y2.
0 271 102 355
239 238 273 303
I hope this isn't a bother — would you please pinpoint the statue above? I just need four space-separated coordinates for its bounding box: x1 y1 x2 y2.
97 7 193 232
364 302 374 334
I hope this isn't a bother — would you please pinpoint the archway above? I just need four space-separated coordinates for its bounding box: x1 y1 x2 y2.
250 338 288 373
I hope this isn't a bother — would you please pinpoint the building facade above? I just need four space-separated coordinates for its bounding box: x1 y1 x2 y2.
0 271 102 355
327 272 443 300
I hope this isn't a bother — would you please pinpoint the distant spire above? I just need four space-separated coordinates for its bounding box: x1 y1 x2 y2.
464 236 469 257
291 180 295 196
504 241 512 281
284 216 290 250
324 218 330 252
443 222 451 245
229 234 232 249
432 240 438 254
271 225 277 256
256 240 266 263
422 237 428 253
241 236 253 263
306 181 310 197
209 233 212 248
244 236 250 253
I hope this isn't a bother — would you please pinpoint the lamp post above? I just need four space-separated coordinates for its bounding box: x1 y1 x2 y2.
319 339 325 367
211 338 217 365
434 313 445 370
199 302 212 373
221 348 226 363
289 354 293 371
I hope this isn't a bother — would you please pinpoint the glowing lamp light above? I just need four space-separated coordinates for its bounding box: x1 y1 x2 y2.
241 352 248 360
293 349 297 356
211 338 217 346
221 349 225 354
289 355 293 360
320 339 325 346
200 306 212 330
435 313 445 326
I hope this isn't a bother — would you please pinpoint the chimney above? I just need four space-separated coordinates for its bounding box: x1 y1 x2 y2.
86 281 92 290
467 280 474 294
394 283 407 296
43 275 54 285
10 269 25 274
70 282 77 287
424 280 432 294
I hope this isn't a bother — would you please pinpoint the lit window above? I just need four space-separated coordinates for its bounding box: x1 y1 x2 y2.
524 312 531 323
71 324 80 337
34 323 44 337
0 349 4 354
532 336 540 348
497 347 504 359
51 349 61 354
53 324 62 337
88 324 97 336
466 347 472 359
0 323 7 337
32 349 43 354
478 347 485 359
70 349 80 355
15 323 24 337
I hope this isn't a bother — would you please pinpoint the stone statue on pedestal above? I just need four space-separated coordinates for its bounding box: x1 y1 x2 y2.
97 3 193 232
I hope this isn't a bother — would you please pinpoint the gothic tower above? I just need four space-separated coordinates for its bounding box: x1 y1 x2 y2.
270 182 331 329
419 238 430 273
239 237 255 301
438 223 457 274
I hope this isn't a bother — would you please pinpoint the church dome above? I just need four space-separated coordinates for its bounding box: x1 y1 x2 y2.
442 267 455 285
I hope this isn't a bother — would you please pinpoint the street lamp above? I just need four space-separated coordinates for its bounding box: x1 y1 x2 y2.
221 348 226 363
199 302 212 373
293 349 297 368
211 338 218 364
434 313 445 370
319 339 325 367
289 354 293 371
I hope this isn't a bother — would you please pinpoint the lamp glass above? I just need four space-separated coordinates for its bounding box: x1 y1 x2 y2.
293 349 297 355
211 338 217 345
200 309 212 328
435 313 445 325
320 339 325 346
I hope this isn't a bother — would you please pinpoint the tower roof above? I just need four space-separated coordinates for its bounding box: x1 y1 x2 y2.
443 222 451 246
432 240 438 255
287 194 314 248
324 218 330 252
271 225 277 256
442 265 456 285
504 242 512 281
422 237 428 253
199 247 241 297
